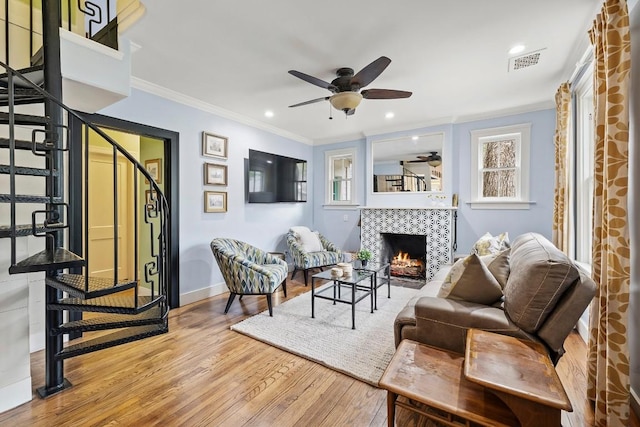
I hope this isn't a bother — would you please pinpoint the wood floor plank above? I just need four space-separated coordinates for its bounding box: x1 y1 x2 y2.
0 272 635 426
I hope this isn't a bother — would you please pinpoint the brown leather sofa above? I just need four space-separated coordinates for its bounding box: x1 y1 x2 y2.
394 232 596 364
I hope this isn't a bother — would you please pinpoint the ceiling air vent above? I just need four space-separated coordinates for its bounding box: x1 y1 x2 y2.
508 49 545 72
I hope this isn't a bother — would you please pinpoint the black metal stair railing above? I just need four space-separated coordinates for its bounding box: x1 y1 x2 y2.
1 60 169 306
1 59 170 396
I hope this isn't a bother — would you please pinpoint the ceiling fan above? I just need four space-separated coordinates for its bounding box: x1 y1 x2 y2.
404 152 442 167
288 56 412 117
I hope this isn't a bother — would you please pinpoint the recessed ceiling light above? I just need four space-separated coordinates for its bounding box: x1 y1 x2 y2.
411 136 419 141
509 44 526 55
264 110 274 118
385 112 395 119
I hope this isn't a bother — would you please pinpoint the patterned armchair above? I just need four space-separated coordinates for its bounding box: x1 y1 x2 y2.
286 226 342 286
210 238 288 316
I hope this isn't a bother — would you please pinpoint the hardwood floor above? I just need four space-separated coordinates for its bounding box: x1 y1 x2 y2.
0 274 635 426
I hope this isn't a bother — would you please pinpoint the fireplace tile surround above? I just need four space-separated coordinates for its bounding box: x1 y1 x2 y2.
360 207 456 281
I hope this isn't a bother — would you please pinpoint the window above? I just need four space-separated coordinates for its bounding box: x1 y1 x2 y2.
470 123 531 209
573 68 594 264
325 148 357 206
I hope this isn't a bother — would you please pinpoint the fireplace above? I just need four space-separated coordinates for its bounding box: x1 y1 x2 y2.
381 233 426 279
360 207 455 281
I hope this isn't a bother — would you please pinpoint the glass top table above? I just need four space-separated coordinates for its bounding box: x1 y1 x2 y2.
352 260 391 310
311 267 375 330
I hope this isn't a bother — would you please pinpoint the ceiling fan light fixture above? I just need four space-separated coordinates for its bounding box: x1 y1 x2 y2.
329 92 362 112
426 151 442 167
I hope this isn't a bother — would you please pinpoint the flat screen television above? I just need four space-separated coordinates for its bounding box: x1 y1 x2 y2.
247 149 307 203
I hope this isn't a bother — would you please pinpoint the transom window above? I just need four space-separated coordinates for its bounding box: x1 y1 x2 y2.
325 148 357 206
470 123 531 209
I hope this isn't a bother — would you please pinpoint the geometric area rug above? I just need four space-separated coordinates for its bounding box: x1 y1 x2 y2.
230 285 419 387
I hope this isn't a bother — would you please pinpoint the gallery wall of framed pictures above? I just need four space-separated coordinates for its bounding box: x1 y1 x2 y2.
202 131 228 213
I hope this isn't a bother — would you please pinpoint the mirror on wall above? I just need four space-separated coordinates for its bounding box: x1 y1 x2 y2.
372 133 444 192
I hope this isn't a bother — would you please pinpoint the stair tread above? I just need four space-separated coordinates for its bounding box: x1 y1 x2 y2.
0 65 44 88
0 165 57 176
46 274 137 299
50 295 164 314
54 307 165 334
57 295 158 308
0 194 62 203
56 324 167 360
0 224 49 238
9 248 84 274
0 111 48 125
0 137 51 151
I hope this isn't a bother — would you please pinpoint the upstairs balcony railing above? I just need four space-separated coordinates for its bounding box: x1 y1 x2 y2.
2 0 121 69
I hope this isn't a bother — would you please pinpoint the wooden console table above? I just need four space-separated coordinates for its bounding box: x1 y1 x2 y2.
464 329 572 426
379 340 518 426
380 331 572 427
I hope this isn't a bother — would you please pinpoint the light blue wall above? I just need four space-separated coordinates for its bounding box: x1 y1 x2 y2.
99 88 556 301
312 109 556 256
100 89 313 296
454 109 556 252
312 138 366 252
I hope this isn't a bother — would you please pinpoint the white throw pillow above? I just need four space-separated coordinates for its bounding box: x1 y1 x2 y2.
471 232 510 256
290 227 323 252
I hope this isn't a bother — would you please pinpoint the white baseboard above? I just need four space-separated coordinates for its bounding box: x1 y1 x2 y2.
179 282 228 306
576 317 589 343
29 330 45 353
0 377 32 413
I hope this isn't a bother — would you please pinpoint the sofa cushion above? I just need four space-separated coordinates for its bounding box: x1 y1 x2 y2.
471 232 510 256
504 233 580 333
437 254 503 305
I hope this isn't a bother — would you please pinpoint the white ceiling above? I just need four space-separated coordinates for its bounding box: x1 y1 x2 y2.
125 1 600 145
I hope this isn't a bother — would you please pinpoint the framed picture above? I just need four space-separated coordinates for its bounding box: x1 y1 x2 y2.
145 158 162 184
204 162 228 186
202 132 228 159
204 191 227 213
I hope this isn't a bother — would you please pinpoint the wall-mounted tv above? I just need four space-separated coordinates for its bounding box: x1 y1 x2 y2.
246 149 307 203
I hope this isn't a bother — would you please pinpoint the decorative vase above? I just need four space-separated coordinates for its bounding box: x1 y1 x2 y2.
361 259 368 267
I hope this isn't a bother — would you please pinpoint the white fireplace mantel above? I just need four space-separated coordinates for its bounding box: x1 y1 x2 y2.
360 207 456 280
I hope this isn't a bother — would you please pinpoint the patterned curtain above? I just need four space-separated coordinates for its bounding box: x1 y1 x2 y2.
587 0 631 426
552 82 571 252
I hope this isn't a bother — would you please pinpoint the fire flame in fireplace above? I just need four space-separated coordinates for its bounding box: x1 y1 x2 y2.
390 251 425 279
392 251 423 267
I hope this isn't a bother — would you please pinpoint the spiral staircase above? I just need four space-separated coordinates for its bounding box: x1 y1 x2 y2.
1 0 169 397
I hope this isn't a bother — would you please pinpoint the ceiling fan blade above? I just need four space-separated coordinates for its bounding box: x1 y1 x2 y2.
288 70 338 92
288 96 330 108
350 56 391 89
361 89 413 99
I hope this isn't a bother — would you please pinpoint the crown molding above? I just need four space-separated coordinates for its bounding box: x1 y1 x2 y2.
313 100 555 146
130 77 313 145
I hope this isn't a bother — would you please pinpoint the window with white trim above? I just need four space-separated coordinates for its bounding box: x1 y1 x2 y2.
470 123 531 209
325 148 357 206
574 68 594 264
